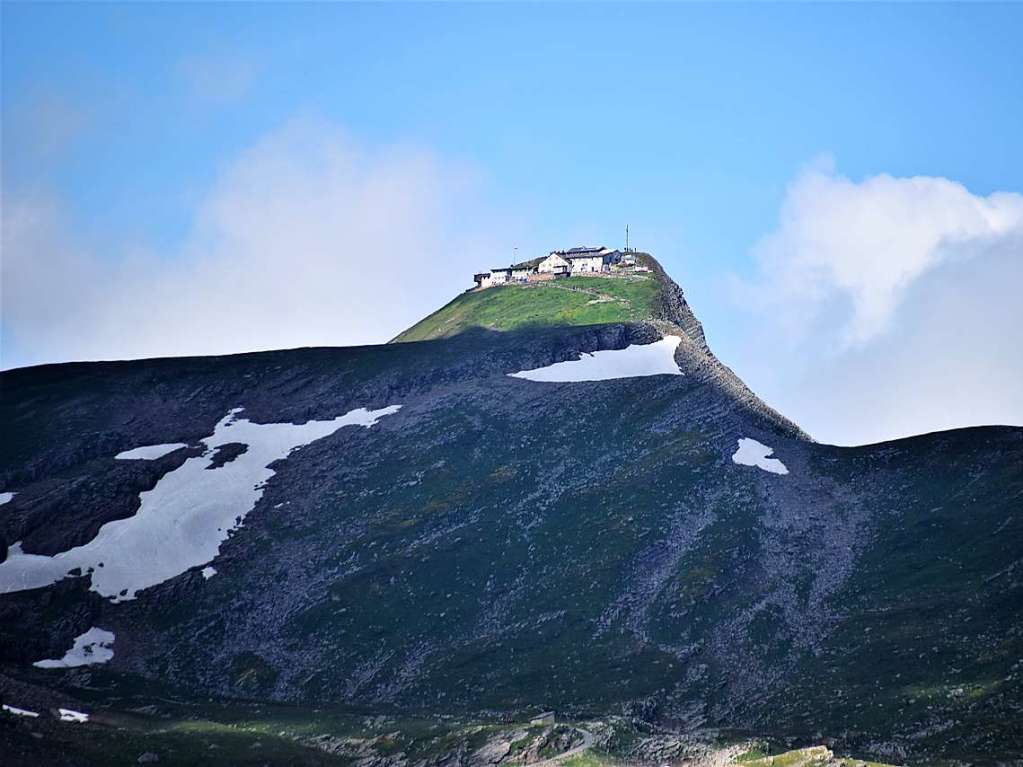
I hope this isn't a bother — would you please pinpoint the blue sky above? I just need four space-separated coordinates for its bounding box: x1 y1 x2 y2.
3 2 1022 444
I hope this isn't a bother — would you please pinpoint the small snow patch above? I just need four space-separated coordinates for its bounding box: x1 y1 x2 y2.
58 708 89 723
509 336 682 382
3 704 39 717
33 627 115 668
116 443 188 461
0 492 16 505
732 438 789 475
201 566 217 580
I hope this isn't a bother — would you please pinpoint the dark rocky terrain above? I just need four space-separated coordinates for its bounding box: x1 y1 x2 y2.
1 259 1020 766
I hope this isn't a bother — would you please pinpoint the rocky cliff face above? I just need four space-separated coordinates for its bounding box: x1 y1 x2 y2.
1 269 1021 766
636 254 807 441
639 253 709 351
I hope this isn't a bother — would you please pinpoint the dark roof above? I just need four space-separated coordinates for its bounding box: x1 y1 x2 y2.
554 246 618 259
556 246 605 255
511 256 544 270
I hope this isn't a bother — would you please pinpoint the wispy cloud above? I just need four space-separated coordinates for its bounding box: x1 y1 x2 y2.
177 52 258 104
1 119 514 368
733 161 1023 445
3 90 90 187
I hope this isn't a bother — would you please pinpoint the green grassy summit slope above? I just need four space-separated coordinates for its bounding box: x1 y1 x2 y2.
392 257 663 343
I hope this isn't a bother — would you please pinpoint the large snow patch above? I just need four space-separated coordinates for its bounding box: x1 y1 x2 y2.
0 405 401 601
0 492 16 505
509 336 682 382
33 627 115 668
732 438 789 475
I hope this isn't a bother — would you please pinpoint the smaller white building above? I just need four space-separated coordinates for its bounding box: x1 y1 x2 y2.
567 254 603 273
537 253 571 275
474 269 512 289
489 268 511 285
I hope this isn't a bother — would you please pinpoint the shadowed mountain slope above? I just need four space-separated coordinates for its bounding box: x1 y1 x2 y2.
1 258 1020 766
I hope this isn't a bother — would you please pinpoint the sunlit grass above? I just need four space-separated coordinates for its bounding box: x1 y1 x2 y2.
393 275 660 342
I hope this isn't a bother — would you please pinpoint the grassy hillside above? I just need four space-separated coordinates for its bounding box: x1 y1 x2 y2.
392 273 661 342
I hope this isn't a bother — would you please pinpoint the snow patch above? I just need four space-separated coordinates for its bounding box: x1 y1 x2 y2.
3 704 39 717
115 443 188 460
0 492 16 505
732 438 789 475
0 405 401 601
58 708 89 723
33 627 115 668
201 566 217 580
509 336 682 382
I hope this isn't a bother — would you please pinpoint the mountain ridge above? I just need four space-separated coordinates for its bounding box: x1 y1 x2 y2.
1 255 1021 765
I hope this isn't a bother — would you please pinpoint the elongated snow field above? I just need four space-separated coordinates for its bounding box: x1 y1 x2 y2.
3 704 39 717
115 443 188 460
509 336 682 382
0 405 401 601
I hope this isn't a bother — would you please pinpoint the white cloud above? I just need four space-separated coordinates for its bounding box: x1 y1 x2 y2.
750 158 1023 345
1 120 513 368
733 163 1023 445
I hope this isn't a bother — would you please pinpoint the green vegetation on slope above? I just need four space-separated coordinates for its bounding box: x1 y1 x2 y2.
391 275 661 342
736 745 896 767
0 699 901 767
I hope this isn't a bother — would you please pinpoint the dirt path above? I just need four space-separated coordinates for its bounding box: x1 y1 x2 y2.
526 728 595 767
541 283 629 307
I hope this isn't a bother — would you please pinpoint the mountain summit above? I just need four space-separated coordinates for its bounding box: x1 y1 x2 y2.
396 253 804 439
393 252 700 343
1 254 1020 765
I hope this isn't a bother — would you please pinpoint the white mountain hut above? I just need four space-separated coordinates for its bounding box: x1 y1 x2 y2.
537 253 572 276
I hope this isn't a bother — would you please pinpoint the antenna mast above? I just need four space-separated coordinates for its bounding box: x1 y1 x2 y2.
625 225 630 252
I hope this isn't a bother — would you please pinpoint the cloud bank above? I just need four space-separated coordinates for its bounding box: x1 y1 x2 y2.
2 120 512 369
734 162 1023 445
5 134 1020 448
